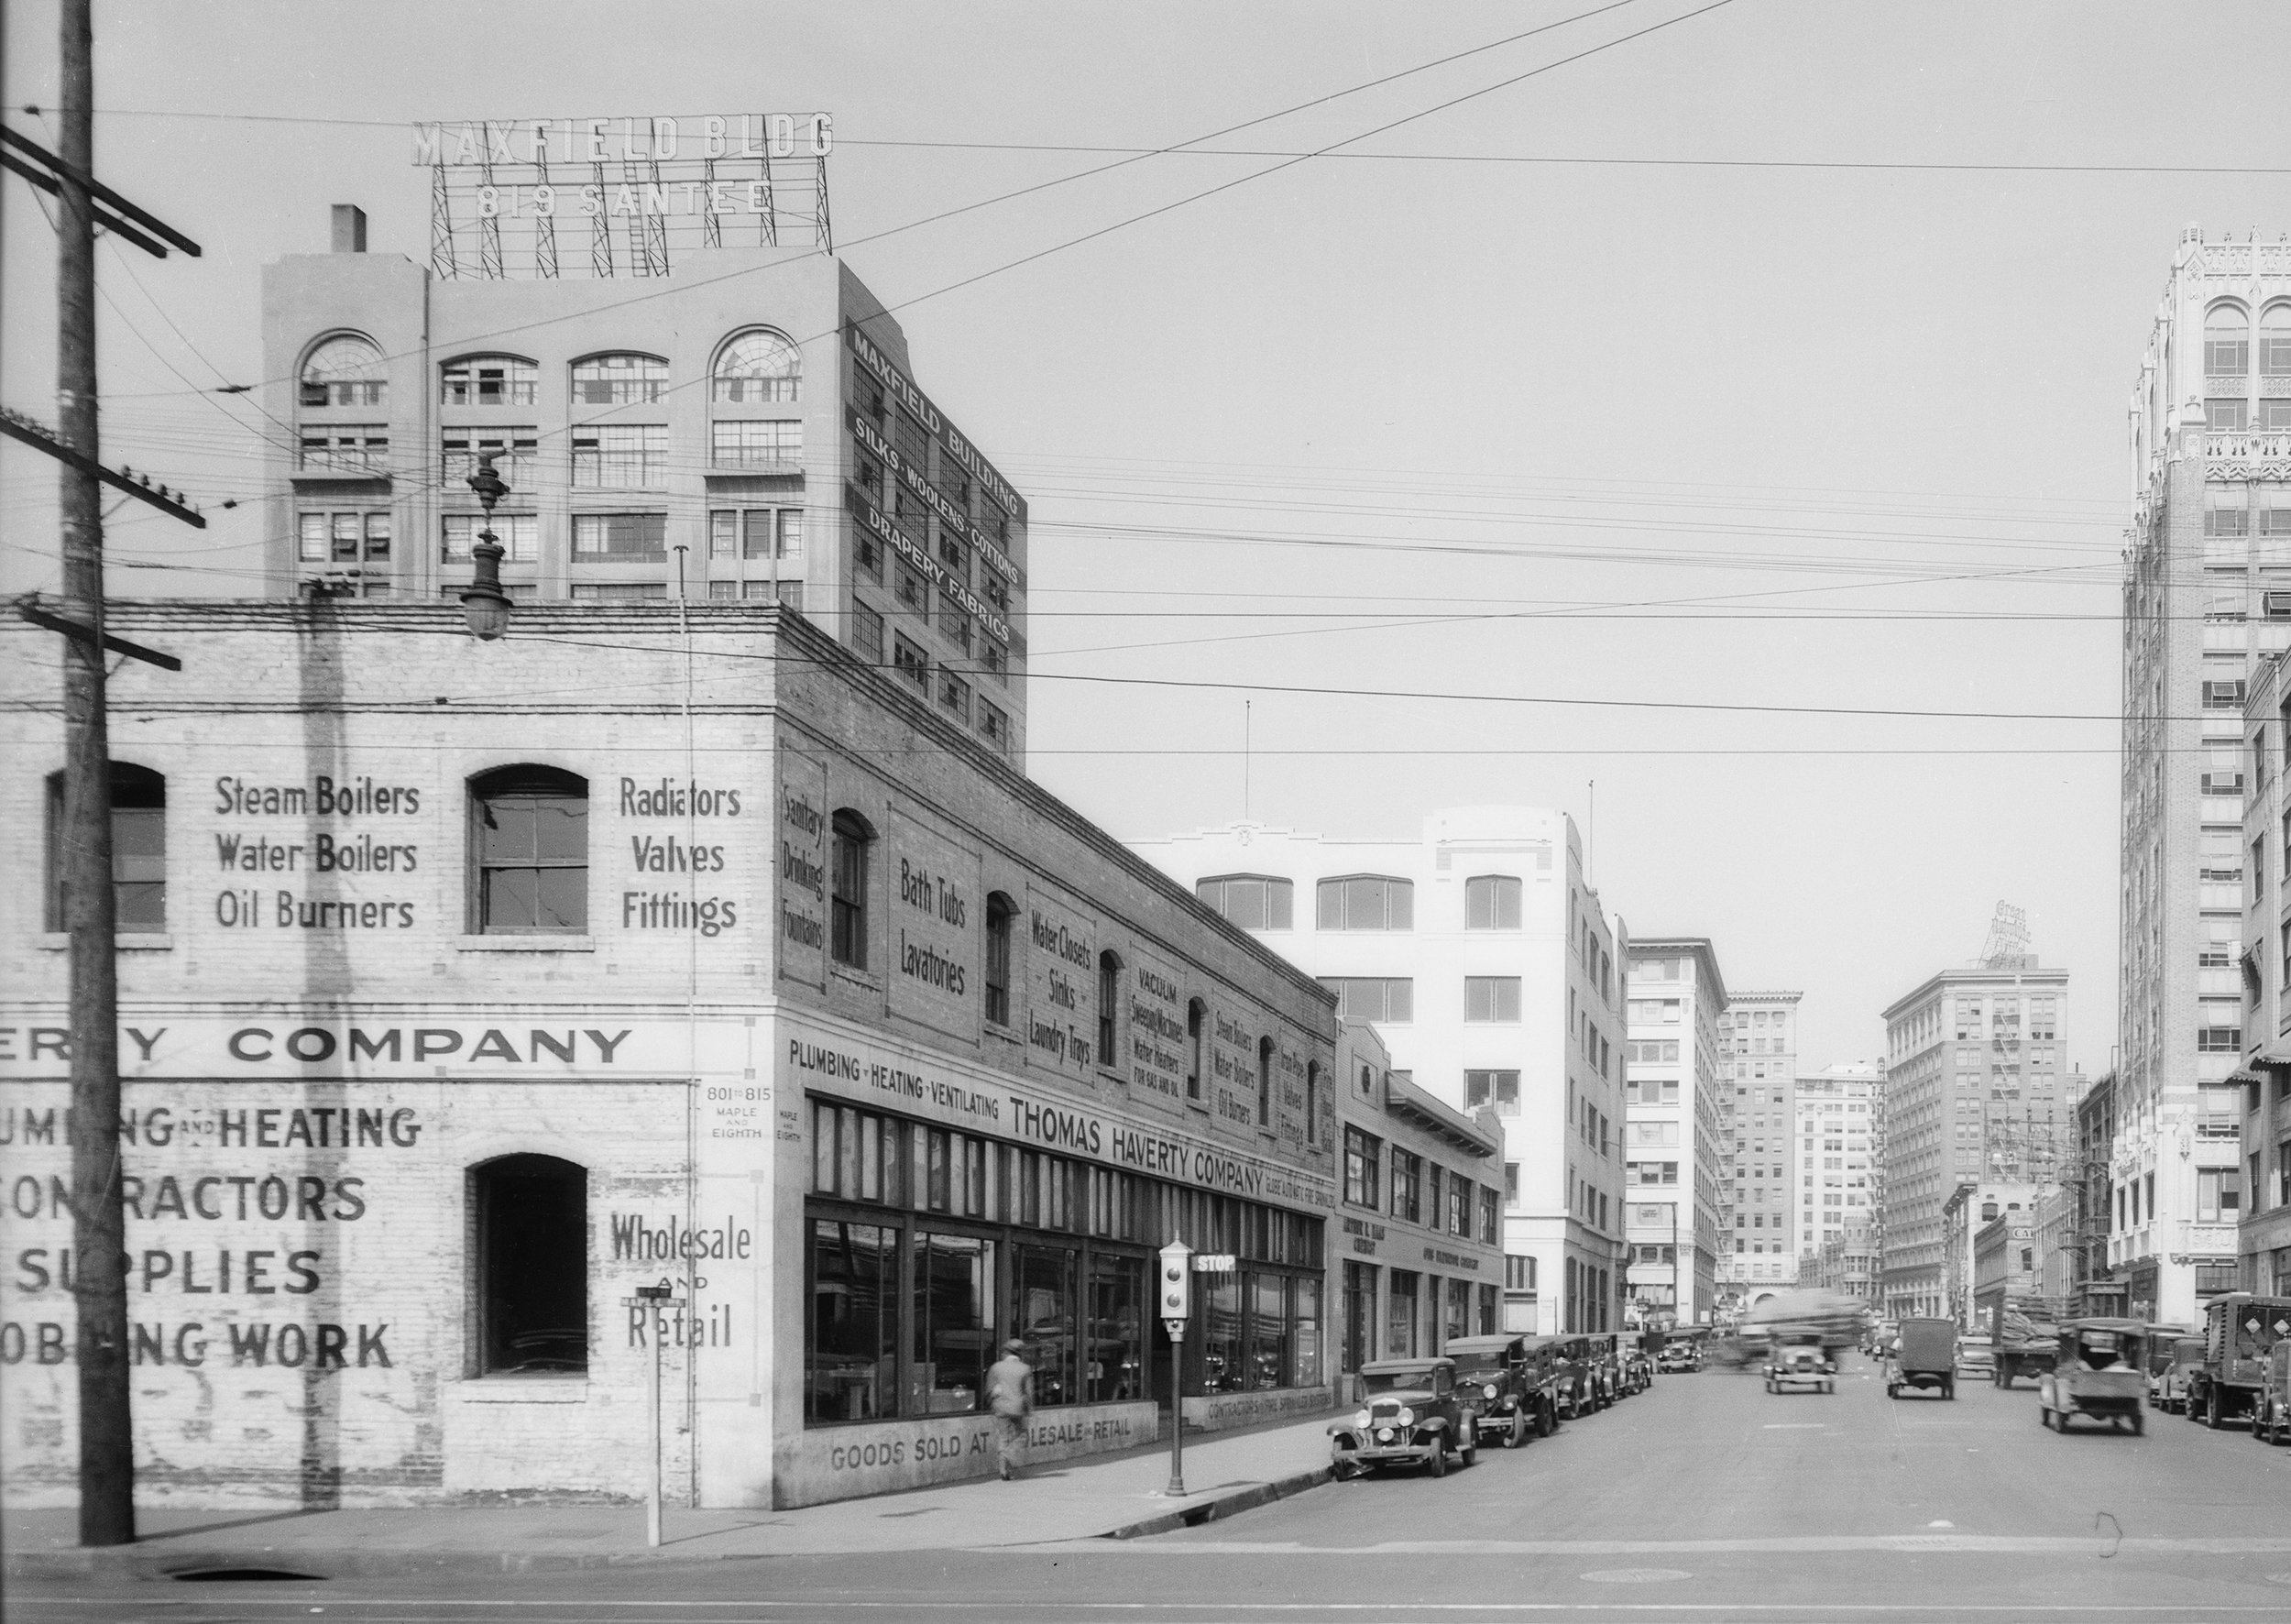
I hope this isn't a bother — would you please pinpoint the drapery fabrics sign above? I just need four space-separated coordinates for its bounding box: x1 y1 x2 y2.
782 1015 1334 1211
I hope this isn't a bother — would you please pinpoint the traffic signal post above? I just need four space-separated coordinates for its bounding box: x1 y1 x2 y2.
1157 1239 1191 1498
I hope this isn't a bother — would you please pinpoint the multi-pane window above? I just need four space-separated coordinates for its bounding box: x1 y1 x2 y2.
570 512 666 560
1464 977 1522 1022
830 811 871 970
469 766 588 935
568 582 665 601
573 424 668 488
571 353 666 405
981 568 1010 613
712 329 801 402
982 640 1009 684
1465 1070 1520 1115
2207 304 2251 377
2209 485 2251 536
2263 304 2291 377
44 763 166 933
893 557 929 612
1196 875 1293 930
708 508 802 561
1389 1149 1422 1223
1625 1161 1679 1186
892 634 930 691
1316 875 1413 930
940 600 973 653
984 894 1014 1026
442 427 537 485
938 670 971 724
893 411 931 476
440 356 536 406
1464 875 1522 929
299 510 391 563
298 427 389 473
1320 977 1414 1023
300 334 386 407
442 513 537 562
711 420 803 466
1478 1189 1498 1245
979 700 1010 750
852 604 884 666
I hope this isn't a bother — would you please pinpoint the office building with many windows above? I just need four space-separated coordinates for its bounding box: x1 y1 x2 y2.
1880 960 2070 1320
1134 809 1629 1337
2119 228 2291 1324
265 208 1028 761
1716 990 1801 1304
1793 1062 1882 1289
1619 941 1728 1327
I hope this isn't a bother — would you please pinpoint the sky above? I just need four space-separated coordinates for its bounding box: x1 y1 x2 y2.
7 0 2290 1075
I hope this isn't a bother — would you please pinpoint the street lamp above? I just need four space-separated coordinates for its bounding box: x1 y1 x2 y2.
459 452 512 641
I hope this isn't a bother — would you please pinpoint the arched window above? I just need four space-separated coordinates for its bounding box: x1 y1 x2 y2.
300 333 386 408
1257 1037 1275 1125
1195 873 1291 929
44 763 165 933
1187 1000 1207 1100
1097 949 1123 1070
2264 304 2291 377
984 892 1015 1026
713 329 802 402
472 1154 588 1374
1316 875 1413 930
469 766 588 934
830 811 872 970
571 352 667 406
2206 303 2251 377
441 354 538 406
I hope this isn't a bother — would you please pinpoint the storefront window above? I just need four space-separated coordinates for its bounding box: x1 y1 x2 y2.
1386 1269 1420 1357
1444 1277 1471 1347
808 1220 895 1421
1016 1245 1080 1408
1201 1272 1244 1393
911 1231 994 1415
1292 1277 1323 1387
1086 1256 1146 1402
1248 1271 1290 1389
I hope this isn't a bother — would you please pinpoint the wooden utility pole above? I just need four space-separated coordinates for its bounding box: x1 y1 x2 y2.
57 0 135 1548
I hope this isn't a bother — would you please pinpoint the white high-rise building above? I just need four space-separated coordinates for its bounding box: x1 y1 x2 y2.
1620 941 1729 1327
1131 809 1629 1336
1794 1063 1883 1289
1716 991 1803 1306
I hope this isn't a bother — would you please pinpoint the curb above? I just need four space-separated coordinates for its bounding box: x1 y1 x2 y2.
1096 1465 1332 1541
6 1469 1336 1580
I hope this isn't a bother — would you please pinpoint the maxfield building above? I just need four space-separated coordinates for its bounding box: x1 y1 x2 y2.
0 210 1349 1510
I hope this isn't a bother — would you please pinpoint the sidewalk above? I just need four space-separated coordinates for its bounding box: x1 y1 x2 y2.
5 1410 1336 1578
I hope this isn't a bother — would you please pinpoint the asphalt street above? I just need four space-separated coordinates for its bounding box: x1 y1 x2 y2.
17 1352 2291 1623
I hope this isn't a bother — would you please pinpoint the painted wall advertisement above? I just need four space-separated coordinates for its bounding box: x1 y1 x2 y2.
882 808 981 1042
1021 884 1099 1080
774 749 832 991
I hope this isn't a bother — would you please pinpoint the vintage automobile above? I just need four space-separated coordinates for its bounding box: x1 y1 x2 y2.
1444 1333 1554 1447
1586 1334 1624 1406
1657 1333 1703 1373
2154 1336 2207 1415
2035 1319 2148 1435
2190 1294 2291 1431
1329 1357 1476 1478
1764 1341 1836 1394
1529 1334 1599 1419
1622 1338 1656 1394
2251 1342 2291 1447
1884 1316 1957 1399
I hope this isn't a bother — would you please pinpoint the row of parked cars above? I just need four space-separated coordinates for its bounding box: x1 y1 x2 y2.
1327 1332 1656 1478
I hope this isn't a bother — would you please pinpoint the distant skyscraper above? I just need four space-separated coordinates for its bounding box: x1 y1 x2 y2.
1716 991 1801 1304
1880 956 2069 1320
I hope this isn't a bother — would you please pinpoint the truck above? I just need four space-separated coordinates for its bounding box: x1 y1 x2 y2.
1990 1297 2060 1389
2189 1293 2291 1431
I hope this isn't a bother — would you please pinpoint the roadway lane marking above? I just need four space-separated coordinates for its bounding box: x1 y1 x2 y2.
1072 1536 2291 1555
1763 1423 1825 1429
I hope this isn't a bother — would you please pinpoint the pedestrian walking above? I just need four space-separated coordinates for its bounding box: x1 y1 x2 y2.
986 1338 1035 1481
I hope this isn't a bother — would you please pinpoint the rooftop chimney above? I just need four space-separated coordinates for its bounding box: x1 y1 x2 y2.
332 204 367 254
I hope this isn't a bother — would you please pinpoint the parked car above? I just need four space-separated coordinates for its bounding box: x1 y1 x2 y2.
1586 1334 1624 1406
2154 1336 2207 1415
1529 1334 1599 1419
1329 1357 1475 1478
1765 1341 1836 1395
1884 1316 1957 1399
2251 1341 2291 1447
2190 1293 2291 1431
1443 1333 1551 1448
2036 1320 2147 1435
